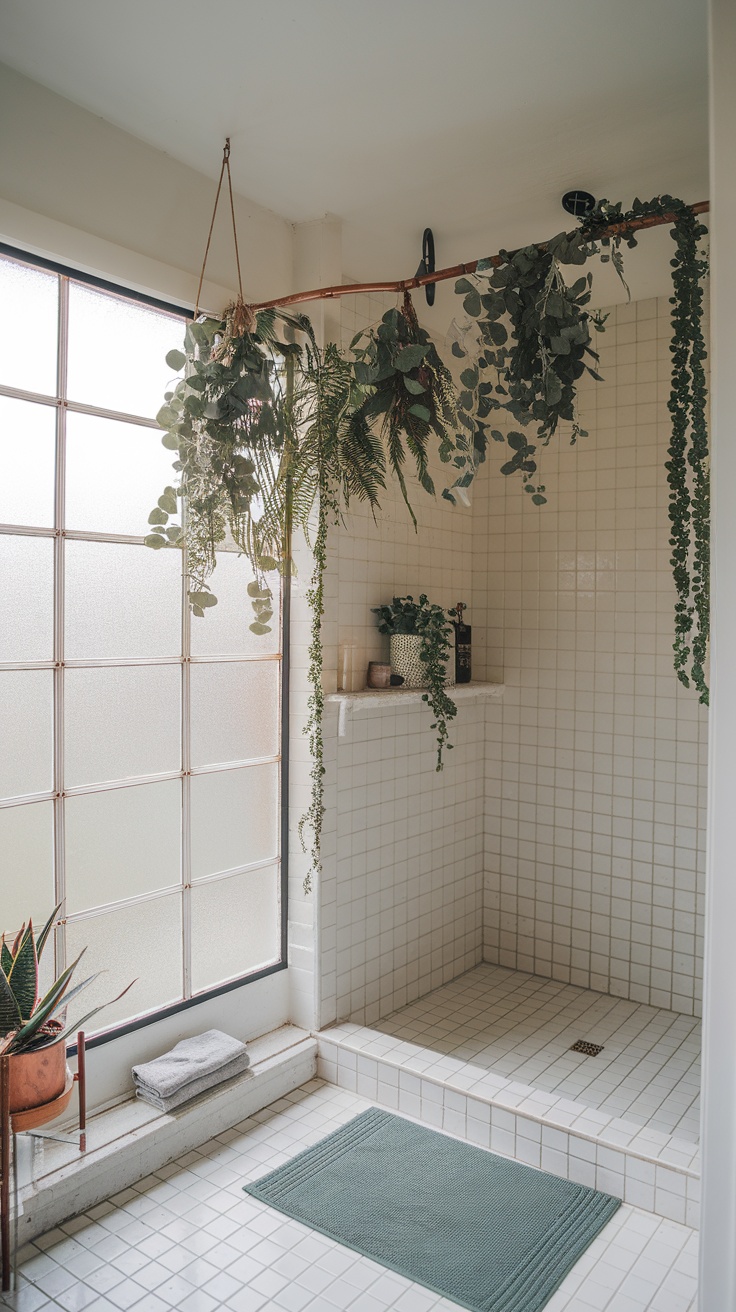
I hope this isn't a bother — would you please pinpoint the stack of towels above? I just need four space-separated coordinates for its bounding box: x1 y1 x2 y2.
132 1029 250 1112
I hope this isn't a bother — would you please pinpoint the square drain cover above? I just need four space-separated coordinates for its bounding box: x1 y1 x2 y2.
570 1040 604 1056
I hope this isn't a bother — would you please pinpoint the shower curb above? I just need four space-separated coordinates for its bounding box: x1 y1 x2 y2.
316 1027 700 1229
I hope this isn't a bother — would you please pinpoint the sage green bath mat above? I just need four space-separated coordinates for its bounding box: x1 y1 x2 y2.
245 1108 620 1312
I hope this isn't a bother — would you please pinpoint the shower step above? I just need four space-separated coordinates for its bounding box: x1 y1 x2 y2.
316 1024 700 1228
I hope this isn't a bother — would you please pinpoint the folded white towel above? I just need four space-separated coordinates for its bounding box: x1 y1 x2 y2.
132 1029 248 1100
135 1051 251 1112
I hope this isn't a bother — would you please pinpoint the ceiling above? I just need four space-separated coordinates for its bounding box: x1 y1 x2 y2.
0 0 709 287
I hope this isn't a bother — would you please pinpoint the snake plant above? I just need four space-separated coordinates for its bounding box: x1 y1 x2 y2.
0 907 134 1055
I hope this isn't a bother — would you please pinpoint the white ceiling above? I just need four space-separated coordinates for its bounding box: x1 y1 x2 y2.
0 0 708 285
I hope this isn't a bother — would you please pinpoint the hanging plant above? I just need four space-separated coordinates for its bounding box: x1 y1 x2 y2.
580 197 710 701
447 234 607 505
349 292 458 523
446 195 709 699
372 595 457 769
147 147 710 898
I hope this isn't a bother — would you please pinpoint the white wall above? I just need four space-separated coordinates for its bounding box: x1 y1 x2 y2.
0 63 293 309
700 1 736 1304
475 296 708 1017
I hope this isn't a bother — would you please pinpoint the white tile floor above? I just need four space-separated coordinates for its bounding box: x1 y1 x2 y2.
374 965 701 1143
3 1080 698 1312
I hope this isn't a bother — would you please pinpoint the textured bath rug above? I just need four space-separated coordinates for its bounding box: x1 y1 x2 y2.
244 1107 620 1312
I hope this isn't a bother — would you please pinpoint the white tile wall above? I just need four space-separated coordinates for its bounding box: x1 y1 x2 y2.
307 292 707 1036
317 293 482 1028
474 298 708 1016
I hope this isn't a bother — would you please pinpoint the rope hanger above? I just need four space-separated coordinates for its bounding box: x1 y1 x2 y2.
196 139 709 317
194 138 244 318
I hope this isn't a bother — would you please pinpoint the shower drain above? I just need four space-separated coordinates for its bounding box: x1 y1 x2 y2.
569 1040 604 1056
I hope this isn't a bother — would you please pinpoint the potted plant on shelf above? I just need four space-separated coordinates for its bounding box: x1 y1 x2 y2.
372 594 458 770
0 907 133 1114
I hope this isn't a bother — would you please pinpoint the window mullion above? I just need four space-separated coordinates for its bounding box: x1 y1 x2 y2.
181 540 192 1002
53 275 69 977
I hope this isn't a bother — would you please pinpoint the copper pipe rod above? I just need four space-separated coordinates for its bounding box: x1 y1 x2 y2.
252 201 709 312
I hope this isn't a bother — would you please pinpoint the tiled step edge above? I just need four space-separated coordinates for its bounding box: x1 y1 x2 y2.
317 1033 700 1229
17 1026 317 1244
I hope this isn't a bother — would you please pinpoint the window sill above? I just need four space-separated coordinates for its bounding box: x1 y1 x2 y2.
16 1024 316 1244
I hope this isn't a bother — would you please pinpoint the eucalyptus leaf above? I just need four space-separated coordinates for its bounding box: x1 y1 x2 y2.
394 344 427 372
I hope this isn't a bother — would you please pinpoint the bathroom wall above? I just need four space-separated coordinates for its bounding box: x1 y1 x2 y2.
317 291 484 1027
474 296 708 1017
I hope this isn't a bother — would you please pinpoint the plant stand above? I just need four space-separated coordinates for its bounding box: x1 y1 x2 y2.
0 1031 87 1292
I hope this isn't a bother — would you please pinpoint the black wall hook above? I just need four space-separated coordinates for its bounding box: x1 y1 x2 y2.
416 227 436 306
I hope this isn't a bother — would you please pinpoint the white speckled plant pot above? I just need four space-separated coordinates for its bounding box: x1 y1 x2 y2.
389 634 455 688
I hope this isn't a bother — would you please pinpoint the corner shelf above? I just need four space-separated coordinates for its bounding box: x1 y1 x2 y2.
326 681 505 737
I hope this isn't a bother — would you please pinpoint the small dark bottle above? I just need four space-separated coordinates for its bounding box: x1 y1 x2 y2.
453 602 471 684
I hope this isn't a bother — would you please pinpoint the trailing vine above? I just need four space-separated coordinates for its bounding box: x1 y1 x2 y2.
580 197 710 701
298 496 327 895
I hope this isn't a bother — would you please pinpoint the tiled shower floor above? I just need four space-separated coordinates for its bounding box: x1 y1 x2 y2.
374 964 701 1144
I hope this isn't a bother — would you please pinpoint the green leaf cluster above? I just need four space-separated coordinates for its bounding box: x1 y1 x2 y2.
372 595 457 769
451 233 606 502
348 294 458 526
0 908 135 1055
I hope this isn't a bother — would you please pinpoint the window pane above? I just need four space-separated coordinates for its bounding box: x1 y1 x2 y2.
0 535 54 662
0 257 58 395
65 411 179 537
191 763 279 878
0 671 53 799
67 283 181 419
65 540 181 659
191 866 280 993
65 893 182 1034
0 397 56 528
0 802 54 937
65 665 180 788
190 662 279 767
190 551 280 657
65 780 180 913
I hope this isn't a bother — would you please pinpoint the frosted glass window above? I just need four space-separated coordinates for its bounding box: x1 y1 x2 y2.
65 411 179 537
190 551 280 657
191 662 279 767
65 893 182 1033
0 258 58 395
0 397 56 527
0 803 54 937
0 535 54 663
65 780 181 913
65 540 182 659
0 251 284 1039
68 283 181 418
64 665 180 788
0 671 53 800
191 866 280 993
191 763 279 878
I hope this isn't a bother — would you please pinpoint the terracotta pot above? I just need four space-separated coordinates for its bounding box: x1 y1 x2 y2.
7 1022 68 1114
